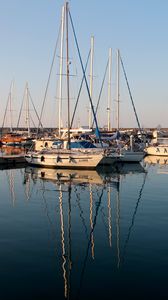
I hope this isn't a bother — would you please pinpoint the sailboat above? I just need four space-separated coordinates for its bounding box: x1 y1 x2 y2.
144 129 168 156
25 147 105 169
1 82 34 147
25 2 106 169
0 81 27 146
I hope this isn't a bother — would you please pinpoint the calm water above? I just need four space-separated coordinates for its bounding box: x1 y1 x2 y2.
0 157 168 299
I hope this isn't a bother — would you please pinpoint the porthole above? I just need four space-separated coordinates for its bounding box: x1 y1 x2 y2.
41 156 45 162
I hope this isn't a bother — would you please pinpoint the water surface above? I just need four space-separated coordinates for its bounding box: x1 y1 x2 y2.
0 157 168 299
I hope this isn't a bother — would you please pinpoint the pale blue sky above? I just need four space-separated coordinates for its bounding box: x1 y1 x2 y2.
0 0 168 128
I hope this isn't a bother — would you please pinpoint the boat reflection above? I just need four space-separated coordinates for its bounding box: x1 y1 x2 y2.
25 166 107 185
144 155 168 174
144 155 168 165
22 163 147 299
25 162 146 186
1 166 25 206
0 145 25 156
113 162 146 174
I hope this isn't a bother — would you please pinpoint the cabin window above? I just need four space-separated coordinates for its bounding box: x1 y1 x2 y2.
41 156 45 162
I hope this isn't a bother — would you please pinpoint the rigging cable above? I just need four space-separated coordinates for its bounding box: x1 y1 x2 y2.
69 10 102 146
70 50 91 128
16 85 25 129
37 22 62 134
92 59 109 128
28 89 43 128
119 53 142 135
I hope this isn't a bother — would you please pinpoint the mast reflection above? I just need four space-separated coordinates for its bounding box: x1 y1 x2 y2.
24 163 146 299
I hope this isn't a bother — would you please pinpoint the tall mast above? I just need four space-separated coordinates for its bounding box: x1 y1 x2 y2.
9 81 14 132
25 82 30 136
89 36 94 129
1 81 13 133
65 1 71 148
107 48 112 131
116 49 120 131
58 5 65 138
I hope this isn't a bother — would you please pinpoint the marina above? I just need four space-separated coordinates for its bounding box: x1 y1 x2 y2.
1 0 168 299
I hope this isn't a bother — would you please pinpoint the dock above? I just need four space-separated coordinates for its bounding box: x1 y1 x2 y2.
0 155 27 165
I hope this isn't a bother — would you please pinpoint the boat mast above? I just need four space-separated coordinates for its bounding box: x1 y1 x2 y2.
116 49 120 131
25 82 30 136
65 1 71 148
1 81 13 134
58 5 65 138
9 81 14 132
107 48 112 131
89 36 94 129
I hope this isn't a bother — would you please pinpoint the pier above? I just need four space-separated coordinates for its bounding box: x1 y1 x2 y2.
0 154 26 165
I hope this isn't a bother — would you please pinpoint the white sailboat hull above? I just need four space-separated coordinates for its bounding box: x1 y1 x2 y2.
25 149 104 169
145 145 168 156
118 150 145 162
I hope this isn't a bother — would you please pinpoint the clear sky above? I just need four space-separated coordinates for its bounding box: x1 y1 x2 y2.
0 0 168 129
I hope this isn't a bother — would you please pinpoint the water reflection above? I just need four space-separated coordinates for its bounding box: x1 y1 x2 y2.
25 167 106 185
122 171 148 265
0 145 25 156
144 155 168 165
2 166 26 205
1 161 168 299
5 168 16 206
22 164 147 299
144 155 168 174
